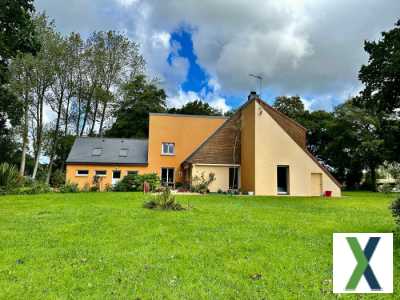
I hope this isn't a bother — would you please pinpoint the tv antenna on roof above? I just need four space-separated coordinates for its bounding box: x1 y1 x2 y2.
249 73 263 95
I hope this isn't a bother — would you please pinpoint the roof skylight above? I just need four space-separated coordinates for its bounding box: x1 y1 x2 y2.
92 148 103 156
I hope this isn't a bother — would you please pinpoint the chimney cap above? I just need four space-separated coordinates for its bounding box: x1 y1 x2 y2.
248 91 258 101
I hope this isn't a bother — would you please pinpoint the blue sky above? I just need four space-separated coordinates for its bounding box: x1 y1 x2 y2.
168 30 208 94
36 0 400 113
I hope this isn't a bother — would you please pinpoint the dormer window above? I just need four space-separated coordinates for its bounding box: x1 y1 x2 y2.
92 148 103 156
161 142 175 155
119 148 128 157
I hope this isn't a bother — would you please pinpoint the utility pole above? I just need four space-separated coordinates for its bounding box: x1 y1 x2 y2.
249 73 263 95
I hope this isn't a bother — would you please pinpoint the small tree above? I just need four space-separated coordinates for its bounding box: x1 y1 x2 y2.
143 188 184 211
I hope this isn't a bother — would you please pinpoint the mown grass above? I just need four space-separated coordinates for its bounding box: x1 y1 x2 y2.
0 191 398 299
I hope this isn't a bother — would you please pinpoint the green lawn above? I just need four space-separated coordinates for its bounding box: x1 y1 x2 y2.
0 191 398 299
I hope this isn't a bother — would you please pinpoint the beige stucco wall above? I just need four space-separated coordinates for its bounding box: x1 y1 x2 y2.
240 101 255 193
253 101 341 196
192 164 239 192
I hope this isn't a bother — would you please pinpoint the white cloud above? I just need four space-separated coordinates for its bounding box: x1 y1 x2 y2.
115 0 138 7
209 97 230 113
151 31 170 49
167 89 231 113
167 89 199 108
36 0 400 111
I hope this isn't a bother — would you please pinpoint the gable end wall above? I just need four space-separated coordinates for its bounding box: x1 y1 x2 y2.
254 101 341 196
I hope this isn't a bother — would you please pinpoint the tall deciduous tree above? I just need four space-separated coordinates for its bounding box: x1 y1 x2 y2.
106 75 166 138
97 31 144 136
45 34 72 183
359 19 400 115
0 0 38 165
358 19 400 165
29 14 56 179
10 53 34 175
334 100 385 191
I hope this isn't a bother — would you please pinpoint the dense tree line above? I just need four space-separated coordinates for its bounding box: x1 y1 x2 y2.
270 20 400 190
0 1 399 191
6 13 146 183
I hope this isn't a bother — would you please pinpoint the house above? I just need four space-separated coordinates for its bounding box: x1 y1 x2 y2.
66 92 341 196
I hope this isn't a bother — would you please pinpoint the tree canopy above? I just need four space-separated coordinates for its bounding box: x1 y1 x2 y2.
105 75 166 138
358 19 400 115
272 96 305 120
0 0 38 164
168 100 222 116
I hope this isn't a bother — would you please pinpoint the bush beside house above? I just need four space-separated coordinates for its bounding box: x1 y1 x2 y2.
113 173 160 192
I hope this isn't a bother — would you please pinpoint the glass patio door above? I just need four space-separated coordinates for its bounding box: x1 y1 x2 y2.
161 168 175 187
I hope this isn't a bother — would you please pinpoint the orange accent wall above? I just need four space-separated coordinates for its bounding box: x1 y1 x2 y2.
66 164 148 190
146 114 227 182
65 114 226 189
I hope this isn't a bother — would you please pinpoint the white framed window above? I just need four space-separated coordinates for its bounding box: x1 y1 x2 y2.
76 170 89 176
161 142 175 155
95 170 107 177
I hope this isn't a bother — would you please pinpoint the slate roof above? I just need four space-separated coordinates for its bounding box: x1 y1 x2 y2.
66 137 148 165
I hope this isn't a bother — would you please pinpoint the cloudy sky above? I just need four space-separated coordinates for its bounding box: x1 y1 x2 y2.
36 0 400 112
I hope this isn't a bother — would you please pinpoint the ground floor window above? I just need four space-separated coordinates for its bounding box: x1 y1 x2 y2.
277 165 289 194
229 167 239 189
76 170 89 176
161 168 174 187
95 170 107 176
127 171 138 176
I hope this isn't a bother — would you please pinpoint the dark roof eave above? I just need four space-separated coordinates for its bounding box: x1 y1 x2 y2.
66 162 148 166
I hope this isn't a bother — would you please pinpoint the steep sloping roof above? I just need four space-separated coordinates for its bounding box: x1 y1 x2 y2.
183 112 241 165
66 137 148 165
183 96 341 188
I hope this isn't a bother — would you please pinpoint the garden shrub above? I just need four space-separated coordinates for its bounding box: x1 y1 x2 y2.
138 173 160 191
113 174 137 191
24 182 51 194
175 182 190 192
390 197 400 226
91 175 104 191
0 163 22 193
113 173 160 192
81 183 90 192
379 183 393 194
191 172 215 193
14 181 51 195
60 182 79 193
143 188 184 210
50 169 65 188
90 185 99 192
